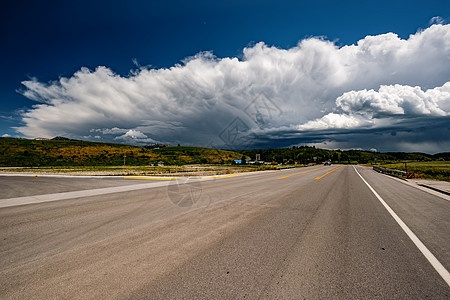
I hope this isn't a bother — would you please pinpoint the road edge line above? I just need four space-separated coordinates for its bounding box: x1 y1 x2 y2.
353 166 450 287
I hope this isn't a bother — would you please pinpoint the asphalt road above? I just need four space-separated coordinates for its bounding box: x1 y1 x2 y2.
0 165 449 299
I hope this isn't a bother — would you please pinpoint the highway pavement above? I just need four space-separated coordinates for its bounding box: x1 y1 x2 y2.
0 165 449 299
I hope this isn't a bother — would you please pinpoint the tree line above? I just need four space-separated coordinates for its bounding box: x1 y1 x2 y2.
238 146 449 164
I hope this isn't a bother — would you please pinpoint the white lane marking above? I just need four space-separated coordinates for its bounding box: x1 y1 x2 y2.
353 166 450 287
0 181 174 208
0 173 120 179
0 173 244 208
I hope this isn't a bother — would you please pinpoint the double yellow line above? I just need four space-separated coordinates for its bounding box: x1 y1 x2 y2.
314 166 343 180
277 166 328 179
124 174 239 180
124 176 181 180
277 165 343 180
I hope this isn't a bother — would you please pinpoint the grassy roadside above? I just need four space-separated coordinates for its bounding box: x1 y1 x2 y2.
0 164 282 177
378 161 450 182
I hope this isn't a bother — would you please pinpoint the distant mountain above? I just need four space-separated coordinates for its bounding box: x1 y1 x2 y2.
51 136 76 141
144 143 169 149
434 152 450 161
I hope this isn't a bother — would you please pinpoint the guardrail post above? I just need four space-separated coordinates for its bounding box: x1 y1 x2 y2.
373 166 414 179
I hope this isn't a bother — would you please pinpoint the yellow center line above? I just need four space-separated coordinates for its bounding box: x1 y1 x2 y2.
124 174 239 180
124 176 182 180
200 174 239 179
314 166 343 180
277 166 328 179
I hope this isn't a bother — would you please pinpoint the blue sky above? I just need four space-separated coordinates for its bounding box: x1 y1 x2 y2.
1 0 449 153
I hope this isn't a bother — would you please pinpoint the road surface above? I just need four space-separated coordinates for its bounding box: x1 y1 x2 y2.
0 165 449 299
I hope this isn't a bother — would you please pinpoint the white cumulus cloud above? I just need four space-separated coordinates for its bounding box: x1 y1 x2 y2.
297 82 450 133
117 129 148 140
115 129 157 144
430 16 445 25
297 113 370 130
336 83 449 117
15 24 450 152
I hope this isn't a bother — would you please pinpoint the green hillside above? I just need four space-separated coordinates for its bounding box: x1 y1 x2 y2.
0 138 243 167
153 146 244 165
1 137 448 168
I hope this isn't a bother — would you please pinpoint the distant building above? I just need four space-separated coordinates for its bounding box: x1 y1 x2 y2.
234 159 251 165
145 143 169 150
249 160 265 165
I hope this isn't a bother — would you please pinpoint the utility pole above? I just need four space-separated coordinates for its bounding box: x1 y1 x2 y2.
124 154 126 166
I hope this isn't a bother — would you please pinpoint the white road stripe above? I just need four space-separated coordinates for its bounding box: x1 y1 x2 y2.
0 173 241 208
0 181 173 208
353 166 450 287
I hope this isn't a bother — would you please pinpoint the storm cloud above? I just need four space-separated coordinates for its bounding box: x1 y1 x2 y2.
16 24 450 152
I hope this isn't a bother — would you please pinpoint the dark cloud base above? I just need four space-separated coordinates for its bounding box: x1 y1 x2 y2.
241 117 450 154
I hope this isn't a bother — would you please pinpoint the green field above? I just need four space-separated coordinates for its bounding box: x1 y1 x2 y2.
1 138 449 180
0 164 279 176
380 161 450 182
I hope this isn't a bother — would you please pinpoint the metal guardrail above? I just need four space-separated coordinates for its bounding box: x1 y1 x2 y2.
373 166 415 179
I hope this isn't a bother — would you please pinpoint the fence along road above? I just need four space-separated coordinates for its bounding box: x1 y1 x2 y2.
0 165 449 298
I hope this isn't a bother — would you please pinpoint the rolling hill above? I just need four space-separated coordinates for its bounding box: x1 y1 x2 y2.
0 138 243 167
0 137 448 167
